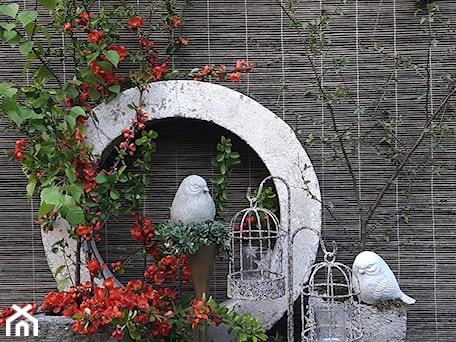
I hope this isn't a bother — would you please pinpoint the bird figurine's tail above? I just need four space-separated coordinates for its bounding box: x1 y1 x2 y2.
400 292 416 304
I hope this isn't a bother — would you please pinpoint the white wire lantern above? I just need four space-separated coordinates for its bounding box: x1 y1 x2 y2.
301 239 363 342
227 176 288 300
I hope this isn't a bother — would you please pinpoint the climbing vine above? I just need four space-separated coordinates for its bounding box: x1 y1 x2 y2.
0 0 265 340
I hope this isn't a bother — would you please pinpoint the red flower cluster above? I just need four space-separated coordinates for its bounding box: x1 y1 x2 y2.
130 214 155 245
62 11 127 110
188 299 222 329
76 220 103 241
192 60 255 83
128 16 144 30
0 303 37 326
117 106 149 156
144 254 190 285
41 278 178 340
86 258 107 277
88 29 103 44
72 156 99 194
75 12 93 27
108 45 127 62
12 139 27 161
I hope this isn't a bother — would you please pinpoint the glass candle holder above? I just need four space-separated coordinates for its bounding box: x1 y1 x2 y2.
314 303 347 342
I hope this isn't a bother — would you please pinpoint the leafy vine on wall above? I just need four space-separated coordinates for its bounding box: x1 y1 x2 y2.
0 1 265 341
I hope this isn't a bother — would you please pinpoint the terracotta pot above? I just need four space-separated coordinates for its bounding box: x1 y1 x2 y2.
187 243 218 299
187 243 218 342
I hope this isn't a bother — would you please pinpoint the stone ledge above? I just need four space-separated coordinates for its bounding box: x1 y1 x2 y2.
24 313 119 342
21 301 407 342
360 300 408 342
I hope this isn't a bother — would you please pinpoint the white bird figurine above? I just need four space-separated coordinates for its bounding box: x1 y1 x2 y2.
352 251 416 305
170 175 216 225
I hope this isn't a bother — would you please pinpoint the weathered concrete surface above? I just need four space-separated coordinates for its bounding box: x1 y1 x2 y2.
360 300 408 342
24 314 120 342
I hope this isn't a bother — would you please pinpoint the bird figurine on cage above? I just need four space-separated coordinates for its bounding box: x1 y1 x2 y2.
170 174 216 224
352 251 416 305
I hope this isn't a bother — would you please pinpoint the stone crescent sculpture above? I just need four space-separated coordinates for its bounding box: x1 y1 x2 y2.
170 175 216 225
41 80 322 335
352 251 416 305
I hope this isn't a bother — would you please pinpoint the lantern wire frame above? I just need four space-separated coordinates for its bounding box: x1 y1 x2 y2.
300 235 363 342
227 176 289 301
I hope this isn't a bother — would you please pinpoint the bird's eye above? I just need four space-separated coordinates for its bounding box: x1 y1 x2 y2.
190 185 200 192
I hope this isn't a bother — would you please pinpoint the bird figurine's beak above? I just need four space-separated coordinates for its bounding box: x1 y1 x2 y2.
358 269 364 274
204 186 209 193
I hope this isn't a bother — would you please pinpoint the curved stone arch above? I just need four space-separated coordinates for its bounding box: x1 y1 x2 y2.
42 80 321 331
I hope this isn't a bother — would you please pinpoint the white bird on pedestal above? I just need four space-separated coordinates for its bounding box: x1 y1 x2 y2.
170 175 216 225
352 251 416 305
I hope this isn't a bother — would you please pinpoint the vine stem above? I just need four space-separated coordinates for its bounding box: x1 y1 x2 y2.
360 86 456 249
278 1 364 230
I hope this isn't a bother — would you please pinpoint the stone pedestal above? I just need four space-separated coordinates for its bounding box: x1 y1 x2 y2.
360 300 408 342
24 314 121 342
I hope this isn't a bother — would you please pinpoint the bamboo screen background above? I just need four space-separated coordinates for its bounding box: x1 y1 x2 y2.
1 1 456 340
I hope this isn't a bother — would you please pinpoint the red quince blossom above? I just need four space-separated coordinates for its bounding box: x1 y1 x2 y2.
230 72 241 83
76 12 93 26
0 303 37 326
12 139 27 161
171 17 181 27
88 30 103 44
86 258 106 277
128 16 144 29
108 45 128 62
112 328 124 340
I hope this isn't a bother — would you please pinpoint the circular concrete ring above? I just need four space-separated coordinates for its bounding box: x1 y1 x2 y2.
42 80 321 331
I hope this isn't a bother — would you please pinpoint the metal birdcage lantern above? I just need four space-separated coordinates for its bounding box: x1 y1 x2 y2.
227 176 288 300
301 240 363 342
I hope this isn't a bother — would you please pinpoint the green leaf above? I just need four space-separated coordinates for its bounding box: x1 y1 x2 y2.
65 206 85 226
40 186 64 205
63 184 83 203
57 277 71 291
3 29 17 42
0 23 16 31
38 202 55 218
220 162 227 175
108 84 120 94
65 166 77 183
10 105 35 126
18 10 38 28
26 178 37 199
230 152 240 159
69 106 86 118
110 189 120 200
19 41 34 56
54 264 66 277
65 114 76 129
0 3 19 18
0 83 17 97
103 50 119 67
87 86 101 102
33 66 53 83
95 173 108 184
38 0 58 11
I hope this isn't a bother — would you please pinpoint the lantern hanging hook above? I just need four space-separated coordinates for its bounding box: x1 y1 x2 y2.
321 239 338 263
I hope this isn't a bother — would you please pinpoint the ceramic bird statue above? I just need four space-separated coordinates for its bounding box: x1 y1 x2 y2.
352 251 416 305
170 175 216 225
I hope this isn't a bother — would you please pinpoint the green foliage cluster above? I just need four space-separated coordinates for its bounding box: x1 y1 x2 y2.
155 220 230 256
210 135 241 215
